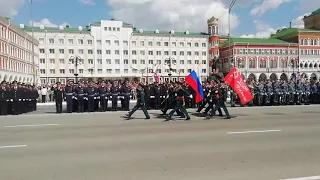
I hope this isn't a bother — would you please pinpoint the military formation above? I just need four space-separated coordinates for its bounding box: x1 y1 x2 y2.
0 81 39 115
230 79 320 107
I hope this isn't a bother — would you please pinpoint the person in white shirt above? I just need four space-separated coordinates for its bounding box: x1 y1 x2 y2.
41 86 47 103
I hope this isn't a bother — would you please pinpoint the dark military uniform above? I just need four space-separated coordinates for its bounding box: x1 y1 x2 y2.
213 84 231 119
75 84 86 113
54 82 64 113
110 84 120 111
98 84 107 111
64 82 74 113
0 81 8 115
126 84 150 119
86 83 97 112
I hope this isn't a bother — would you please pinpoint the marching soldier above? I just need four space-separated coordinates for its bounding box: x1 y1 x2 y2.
212 82 231 119
125 83 150 120
54 82 64 113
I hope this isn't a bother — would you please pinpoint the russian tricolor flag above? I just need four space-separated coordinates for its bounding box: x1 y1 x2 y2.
153 64 160 83
185 70 204 103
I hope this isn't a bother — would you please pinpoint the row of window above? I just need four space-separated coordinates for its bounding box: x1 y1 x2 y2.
235 48 298 55
0 58 33 74
0 25 33 51
300 39 320 46
39 37 207 48
39 48 207 57
234 59 299 69
300 49 320 55
39 68 207 75
103 27 121 32
39 58 207 65
0 41 34 62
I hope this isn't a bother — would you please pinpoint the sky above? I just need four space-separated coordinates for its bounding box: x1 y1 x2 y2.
1 0 320 38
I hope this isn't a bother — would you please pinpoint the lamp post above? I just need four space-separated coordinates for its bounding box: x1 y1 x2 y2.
228 0 237 71
69 56 82 82
165 57 175 82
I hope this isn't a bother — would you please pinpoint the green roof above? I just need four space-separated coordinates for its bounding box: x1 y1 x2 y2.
220 37 294 48
305 8 320 18
20 25 91 33
270 28 320 39
132 28 208 37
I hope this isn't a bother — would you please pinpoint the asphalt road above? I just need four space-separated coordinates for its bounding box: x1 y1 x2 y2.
1 105 320 180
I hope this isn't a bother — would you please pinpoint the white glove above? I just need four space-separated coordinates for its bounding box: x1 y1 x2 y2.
189 95 193 98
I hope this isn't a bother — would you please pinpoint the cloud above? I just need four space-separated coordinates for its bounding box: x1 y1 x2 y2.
250 0 291 16
79 0 96 6
0 0 24 17
298 0 320 12
291 13 310 28
107 0 240 34
29 18 69 27
240 20 277 38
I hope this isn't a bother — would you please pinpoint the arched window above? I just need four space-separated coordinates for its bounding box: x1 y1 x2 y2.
309 63 313 68
270 59 277 68
280 58 287 68
300 63 303 68
259 58 266 68
249 58 256 68
304 39 308 45
304 63 308 68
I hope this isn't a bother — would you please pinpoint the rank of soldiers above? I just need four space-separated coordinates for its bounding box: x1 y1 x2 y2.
0 81 39 115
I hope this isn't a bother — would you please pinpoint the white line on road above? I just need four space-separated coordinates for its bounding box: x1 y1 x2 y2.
4 124 60 128
227 129 282 135
0 145 27 149
281 175 320 180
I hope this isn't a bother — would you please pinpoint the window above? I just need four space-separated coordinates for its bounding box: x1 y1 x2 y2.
202 51 206 56
50 69 55 74
106 59 111 64
156 51 161 55
106 50 111 54
123 41 128 46
106 40 111 45
106 69 112 73
59 49 64 54
87 40 92 44
114 40 119 46
187 60 192 64
156 42 161 46
69 49 74 54
164 42 169 46
148 51 153 55
249 59 256 68
115 50 120 55
97 50 102 54
88 49 93 54
195 43 199 47
124 69 128 73
180 60 184 64
78 49 84 54
115 59 120 64
187 51 191 56
79 69 83 74
148 41 153 46
60 69 65 74
59 39 64 44
195 60 199 64
39 38 44 44
195 52 199 56
270 59 277 68
149 60 153 64
132 59 137 64
180 42 184 47
97 40 101 45
115 69 120 73
202 69 206 73
164 51 169 55
97 59 102 64
98 69 102 74
49 49 54 53
124 59 128 64
140 60 145 64
132 50 136 55
69 69 74 74
202 43 206 47
123 50 128 55
50 79 56 84
68 39 73 44
40 69 45 74
40 59 45 63
78 39 83 44
50 59 55 64
140 50 145 55
172 42 176 47
117 27 120 31
49 39 54 44
88 59 93 64
40 49 45 53
157 60 161 64
132 41 136 46
140 41 144 46
59 59 64 64
187 42 191 47
180 51 184 56
172 51 176 55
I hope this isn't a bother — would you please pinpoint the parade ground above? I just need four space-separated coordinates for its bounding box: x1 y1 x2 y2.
1 106 320 180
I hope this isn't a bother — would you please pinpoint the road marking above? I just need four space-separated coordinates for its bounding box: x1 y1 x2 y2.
281 175 320 180
0 145 27 149
4 124 60 128
227 129 282 135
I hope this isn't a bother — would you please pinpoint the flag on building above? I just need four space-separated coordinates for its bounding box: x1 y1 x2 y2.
185 70 204 103
153 64 160 83
224 68 253 105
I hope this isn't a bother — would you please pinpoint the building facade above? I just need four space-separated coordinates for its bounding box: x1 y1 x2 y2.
218 8 320 81
20 19 210 84
0 17 39 84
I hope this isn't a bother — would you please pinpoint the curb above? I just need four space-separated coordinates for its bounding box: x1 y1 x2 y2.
37 100 137 106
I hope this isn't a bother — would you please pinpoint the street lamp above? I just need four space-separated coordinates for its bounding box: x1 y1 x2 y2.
228 0 237 71
165 57 175 81
69 56 82 82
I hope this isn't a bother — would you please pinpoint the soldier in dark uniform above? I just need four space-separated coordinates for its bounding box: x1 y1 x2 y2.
86 81 97 112
0 81 8 115
121 81 131 111
125 83 150 120
64 80 74 113
288 80 295 105
165 82 191 121
272 80 280 106
144 84 151 109
265 80 273 105
10 81 21 115
212 82 231 119
75 82 86 113
98 81 107 112
303 79 311 105
151 82 161 109
280 80 288 105
310 80 318 104
295 80 303 105
203 84 220 116
196 84 210 112
54 82 64 113
110 81 120 111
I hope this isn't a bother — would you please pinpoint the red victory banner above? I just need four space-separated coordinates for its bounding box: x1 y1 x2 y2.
224 68 253 105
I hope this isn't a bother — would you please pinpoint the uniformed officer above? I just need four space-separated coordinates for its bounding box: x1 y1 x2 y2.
110 81 120 111
86 81 97 112
152 82 161 109
125 83 150 120
98 81 107 112
54 82 64 113
265 80 273 105
212 82 231 119
64 80 74 113
303 79 311 105
295 80 303 105
0 81 8 115
75 81 86 113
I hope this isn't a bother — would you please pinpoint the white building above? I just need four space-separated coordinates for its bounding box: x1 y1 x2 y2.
0 17 39 84
20 23 94 85
20 19 210 84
